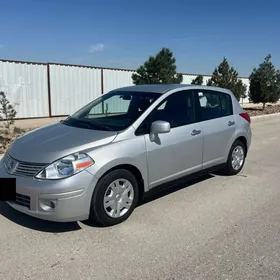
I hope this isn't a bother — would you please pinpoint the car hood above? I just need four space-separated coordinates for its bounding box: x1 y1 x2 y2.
8 122 118 163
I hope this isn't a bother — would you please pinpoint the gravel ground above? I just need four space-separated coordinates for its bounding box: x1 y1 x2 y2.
244 104 280 117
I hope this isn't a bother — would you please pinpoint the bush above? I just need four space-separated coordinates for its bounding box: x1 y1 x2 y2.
0 91 16 129
0 92 29 153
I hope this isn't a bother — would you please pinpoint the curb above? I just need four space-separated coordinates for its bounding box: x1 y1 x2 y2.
250 112 280 123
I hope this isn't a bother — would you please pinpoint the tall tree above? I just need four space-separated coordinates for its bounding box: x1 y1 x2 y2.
132 48 183 85
191 75 203 85
249 54 280 110
207 57 247 101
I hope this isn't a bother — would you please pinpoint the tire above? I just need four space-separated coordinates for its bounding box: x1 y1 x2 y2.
89 169 139 226
223 139 246 175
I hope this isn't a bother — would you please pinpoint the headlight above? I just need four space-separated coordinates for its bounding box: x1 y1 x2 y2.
35 152 94 180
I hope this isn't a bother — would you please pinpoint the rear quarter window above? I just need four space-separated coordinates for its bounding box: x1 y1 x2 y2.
220 93 233 116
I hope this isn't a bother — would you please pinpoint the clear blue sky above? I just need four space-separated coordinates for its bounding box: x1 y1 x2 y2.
0 0 279 77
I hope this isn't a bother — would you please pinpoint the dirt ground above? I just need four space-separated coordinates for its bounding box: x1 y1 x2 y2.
243 102 280 116
14 116 66 129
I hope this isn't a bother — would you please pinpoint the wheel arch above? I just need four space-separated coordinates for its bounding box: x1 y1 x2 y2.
96 164 146 202
235 136 248 157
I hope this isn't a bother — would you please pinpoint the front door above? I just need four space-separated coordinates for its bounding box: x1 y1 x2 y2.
137 90 204 189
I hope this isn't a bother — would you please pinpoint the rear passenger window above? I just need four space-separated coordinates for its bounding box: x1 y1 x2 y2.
196 90 233 121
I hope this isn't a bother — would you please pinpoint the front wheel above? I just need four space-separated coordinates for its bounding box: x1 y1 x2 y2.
223 140 246 175
89 169 139 226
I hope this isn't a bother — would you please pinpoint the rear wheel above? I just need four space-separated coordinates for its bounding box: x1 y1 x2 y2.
223 139 246 175
89 169 139 226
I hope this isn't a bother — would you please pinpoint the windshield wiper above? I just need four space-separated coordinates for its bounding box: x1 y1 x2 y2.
71 118 114 131
87 121 114 131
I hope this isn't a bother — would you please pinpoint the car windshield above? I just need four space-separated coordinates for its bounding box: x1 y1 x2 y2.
62 90 161 131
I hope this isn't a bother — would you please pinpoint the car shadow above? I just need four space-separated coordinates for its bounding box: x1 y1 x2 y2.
0 202 81 233
139 173 214 207
82 173 215 228
0 173 216 231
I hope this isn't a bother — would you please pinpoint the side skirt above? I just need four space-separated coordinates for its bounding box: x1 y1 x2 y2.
142 163 226 198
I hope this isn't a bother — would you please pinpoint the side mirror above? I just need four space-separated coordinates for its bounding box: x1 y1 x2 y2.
149 120 170 142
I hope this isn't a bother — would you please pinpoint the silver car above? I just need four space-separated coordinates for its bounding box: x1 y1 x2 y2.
1 84 252 226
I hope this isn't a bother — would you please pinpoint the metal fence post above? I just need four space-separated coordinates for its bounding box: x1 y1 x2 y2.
47 63 52 117
101 68 104 94
101 68 104 113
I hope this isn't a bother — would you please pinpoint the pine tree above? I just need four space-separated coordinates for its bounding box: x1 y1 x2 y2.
191 75 203 85
249 54 280 110
207 57 247 101
132 48 183 85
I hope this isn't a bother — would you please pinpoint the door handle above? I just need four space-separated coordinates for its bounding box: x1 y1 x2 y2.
191 129 201 136
228 121 235 126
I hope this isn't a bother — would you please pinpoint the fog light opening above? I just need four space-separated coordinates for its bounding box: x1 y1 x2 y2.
50 201 55 209
39 199 57 212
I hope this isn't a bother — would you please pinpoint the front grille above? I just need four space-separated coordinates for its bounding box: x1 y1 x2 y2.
4 153 46 177
10 193 31 209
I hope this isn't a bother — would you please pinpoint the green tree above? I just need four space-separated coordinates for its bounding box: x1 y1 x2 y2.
249 54 280 110
207 79 213 86
132 48 183 85
235 80 248 100
191 75 203 85
207 57 247 101
0 92 16 129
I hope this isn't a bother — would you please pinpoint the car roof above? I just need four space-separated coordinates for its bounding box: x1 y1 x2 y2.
112 84 233 95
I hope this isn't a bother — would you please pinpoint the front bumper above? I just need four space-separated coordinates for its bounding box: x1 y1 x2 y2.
0 158 99 222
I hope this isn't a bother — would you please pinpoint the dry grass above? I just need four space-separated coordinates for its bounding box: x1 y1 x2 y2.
0 127 35 154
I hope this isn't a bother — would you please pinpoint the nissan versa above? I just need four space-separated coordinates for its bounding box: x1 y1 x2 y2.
0 84 252 226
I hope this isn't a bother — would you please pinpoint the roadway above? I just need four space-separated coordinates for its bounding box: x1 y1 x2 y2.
1 118 280 280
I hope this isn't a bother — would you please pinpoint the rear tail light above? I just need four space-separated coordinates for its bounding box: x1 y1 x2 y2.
239 112 251 124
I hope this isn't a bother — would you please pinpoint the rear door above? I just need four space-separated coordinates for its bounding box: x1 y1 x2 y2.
193 89 236 169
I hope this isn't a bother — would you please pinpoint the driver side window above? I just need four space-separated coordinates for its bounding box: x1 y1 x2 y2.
135 90 195 135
